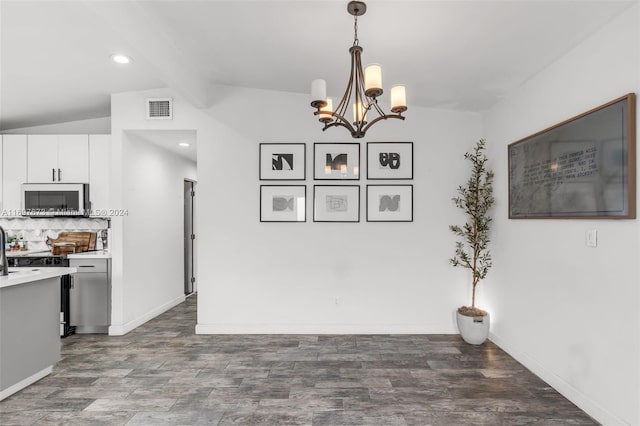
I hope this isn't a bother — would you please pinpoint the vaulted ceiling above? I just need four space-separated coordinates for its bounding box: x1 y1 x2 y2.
0 0 635 131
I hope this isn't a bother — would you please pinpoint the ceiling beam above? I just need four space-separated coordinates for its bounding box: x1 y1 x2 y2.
82 1 213 109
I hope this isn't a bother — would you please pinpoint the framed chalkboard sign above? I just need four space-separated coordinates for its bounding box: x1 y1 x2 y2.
508 93 636 219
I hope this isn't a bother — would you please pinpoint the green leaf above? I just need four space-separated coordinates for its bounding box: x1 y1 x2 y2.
448 139 495 306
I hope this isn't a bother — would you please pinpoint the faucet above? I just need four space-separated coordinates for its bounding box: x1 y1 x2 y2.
0 226 7 276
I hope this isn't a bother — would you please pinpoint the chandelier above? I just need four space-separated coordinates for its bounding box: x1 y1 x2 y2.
310 1 407 139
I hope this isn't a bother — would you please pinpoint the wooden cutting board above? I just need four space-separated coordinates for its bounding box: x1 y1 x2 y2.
47 232 96 253
88 232 96 250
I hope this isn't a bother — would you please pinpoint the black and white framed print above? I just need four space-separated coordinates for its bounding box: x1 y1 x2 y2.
367 142 413 179
314 143 360 180
260 185 306 222
260 143 306 180
313 185 360 222
367 185 413 222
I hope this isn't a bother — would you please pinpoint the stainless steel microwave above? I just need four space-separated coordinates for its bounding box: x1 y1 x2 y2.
20 183 90 217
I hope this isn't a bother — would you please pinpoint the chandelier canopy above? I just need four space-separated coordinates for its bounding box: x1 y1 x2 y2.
310 1 407 139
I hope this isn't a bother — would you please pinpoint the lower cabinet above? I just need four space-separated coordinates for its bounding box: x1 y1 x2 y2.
69 258 110 334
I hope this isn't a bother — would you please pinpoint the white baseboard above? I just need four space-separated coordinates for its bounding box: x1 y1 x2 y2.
0 366 52 401
109 294 185 336
489 332 626 426
195 323 456 335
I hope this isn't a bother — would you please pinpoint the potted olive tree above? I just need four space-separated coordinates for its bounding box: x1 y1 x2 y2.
450 138 495 345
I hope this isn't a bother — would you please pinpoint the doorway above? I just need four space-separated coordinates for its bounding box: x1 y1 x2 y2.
184 180 196 295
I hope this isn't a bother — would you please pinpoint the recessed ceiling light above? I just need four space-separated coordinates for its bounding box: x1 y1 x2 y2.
178 142 191 147
111 54 132 64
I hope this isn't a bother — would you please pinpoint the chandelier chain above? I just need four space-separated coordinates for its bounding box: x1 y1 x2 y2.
353 14 359 46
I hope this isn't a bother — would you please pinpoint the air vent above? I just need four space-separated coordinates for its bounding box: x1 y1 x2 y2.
146 98 173 120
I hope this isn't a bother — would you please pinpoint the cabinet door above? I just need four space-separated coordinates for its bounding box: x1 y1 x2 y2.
70 272 109 326
57 135 89 182
89 135 111 214
2 135 28 212
27 135 58 182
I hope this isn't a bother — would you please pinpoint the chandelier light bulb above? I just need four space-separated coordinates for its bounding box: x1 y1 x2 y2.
364 64 383 97
311 79 327 107
353 102 366 124
319 98 333 122
391 85 407 113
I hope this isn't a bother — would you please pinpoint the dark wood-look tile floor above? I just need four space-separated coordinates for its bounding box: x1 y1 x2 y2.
0 294 598 425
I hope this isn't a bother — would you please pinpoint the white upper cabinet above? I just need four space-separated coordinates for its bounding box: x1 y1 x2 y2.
27 135 89 183
88 135 111 214
58 136 89 182
26 135 57 182
2 135 28 213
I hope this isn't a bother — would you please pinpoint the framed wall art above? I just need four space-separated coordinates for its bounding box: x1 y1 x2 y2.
508 93 636 219
314 143 360 180
260 185 306 222
367 142 413 179
367 185 413 222
313 185 360 222
259 143 306 180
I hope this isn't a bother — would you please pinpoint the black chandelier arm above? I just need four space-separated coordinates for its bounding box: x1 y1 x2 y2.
323 120 353 133
314 109 404 138
368 98 385 117
360 113 405 134
324 120 365 138
313 110 358 135
353 48 367 122
325 121 365 138
323 113 358 135
334 46 362 121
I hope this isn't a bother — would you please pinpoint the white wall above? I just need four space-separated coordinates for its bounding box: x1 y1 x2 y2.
194 86 482 333
0 117 111 135
109 90 197 334
483 6 639 426
108 86 481 335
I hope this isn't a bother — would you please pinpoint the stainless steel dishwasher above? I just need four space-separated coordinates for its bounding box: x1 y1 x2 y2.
69 258 111 334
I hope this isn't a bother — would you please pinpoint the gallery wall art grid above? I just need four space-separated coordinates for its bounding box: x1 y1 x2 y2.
259 142 414 223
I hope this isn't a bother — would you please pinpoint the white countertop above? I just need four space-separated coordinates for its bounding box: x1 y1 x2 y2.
5 249 52 257
67 250 111 259
7 250 111 259
0 267 77 289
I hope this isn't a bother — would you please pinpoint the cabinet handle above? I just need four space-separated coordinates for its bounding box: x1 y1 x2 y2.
78 265 95 268
70 276 74 289
52 168 56 182
58 168 62 181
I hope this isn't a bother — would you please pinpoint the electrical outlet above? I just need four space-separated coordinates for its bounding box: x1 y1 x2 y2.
335 296 340 305
586 229 597 248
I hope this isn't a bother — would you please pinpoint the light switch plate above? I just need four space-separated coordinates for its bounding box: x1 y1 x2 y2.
586 229 597 248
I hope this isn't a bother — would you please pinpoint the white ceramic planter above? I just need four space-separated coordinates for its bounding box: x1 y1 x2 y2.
456 311 490 345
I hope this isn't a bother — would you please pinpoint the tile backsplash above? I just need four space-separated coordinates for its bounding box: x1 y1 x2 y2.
0 217 109 251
